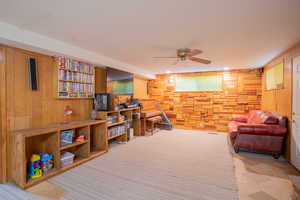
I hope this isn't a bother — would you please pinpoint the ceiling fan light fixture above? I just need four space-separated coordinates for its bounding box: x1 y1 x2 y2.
153 48 211 65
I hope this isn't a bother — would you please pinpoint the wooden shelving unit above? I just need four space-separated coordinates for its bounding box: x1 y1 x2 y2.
96 107 141 143
60 140 88 151
108 132 127 140
55 57 95 99
11 120 107 189
107 121 126 127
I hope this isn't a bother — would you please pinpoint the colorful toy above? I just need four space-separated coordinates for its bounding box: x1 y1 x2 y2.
40 153 54 174
28 154 42 179
28 153 54 179
75 135 85 142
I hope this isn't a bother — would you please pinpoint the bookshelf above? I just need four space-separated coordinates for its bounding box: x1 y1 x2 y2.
96 107 141 143
11 120 107 189
55 57 95 99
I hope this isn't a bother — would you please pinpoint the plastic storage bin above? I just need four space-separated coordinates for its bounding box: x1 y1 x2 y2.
60 129 74 146
60 152 75 167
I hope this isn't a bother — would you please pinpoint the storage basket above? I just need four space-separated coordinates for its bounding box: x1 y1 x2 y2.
60 129 74 146
60 152 75 167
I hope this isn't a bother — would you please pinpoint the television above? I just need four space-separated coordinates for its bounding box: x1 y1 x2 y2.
94 93 112 111
107 67 133 95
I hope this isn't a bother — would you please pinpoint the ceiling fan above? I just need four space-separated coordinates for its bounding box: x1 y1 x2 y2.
153 48 211 65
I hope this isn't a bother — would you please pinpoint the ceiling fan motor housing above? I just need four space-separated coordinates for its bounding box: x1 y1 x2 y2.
177 48 190 60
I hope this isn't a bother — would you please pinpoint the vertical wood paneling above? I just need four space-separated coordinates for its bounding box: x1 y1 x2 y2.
1 45 93 182
95 67 106 93
0 46 7 183
134 77 149 99
262 43 300 161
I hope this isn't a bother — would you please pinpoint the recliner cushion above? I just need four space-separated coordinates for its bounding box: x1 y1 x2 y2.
247 110 264 124
259 112 278 125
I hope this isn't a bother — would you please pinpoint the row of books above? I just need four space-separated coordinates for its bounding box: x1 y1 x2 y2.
107 115 118 124
58 57 94 74
59 70 94 83
59 92 94 98
59 82 94 93
108 125 126 138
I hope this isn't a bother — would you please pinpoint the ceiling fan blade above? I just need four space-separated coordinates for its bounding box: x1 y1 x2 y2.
189 56 211 64
188 49 202 57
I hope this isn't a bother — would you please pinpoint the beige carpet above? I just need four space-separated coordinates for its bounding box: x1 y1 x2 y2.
0 129 239 200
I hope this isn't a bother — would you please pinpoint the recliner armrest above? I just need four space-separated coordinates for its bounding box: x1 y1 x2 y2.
232 114 248 123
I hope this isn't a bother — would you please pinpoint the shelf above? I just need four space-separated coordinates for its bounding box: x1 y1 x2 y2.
60 155 99 171
56 97 94 100
99 108 140 114
24 153 100 188
26 169 58 187
56 58 95 99
12 120 108 189
25 155 93 188
108 132 127 140
59 68 93 75
58 91 94 95
61 156 86 169
60 140 88 151
90 150 107 158
107 121 125 127
59 79 93 84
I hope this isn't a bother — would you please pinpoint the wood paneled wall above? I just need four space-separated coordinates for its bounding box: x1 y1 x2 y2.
95 67 107 93
149 69 262 131
0 45 93 182
262 43 300 160
134 77 149 99
0 46 7 183
139 99 159 112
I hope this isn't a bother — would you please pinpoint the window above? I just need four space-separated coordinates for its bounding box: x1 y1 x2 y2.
175 75 223 91
265 62 284 90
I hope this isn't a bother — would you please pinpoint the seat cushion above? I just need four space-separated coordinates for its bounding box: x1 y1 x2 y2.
247 110 265 124
259 112 278 125
266 110 287 127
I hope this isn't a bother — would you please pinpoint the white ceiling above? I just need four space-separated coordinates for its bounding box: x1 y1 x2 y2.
0 0 300 76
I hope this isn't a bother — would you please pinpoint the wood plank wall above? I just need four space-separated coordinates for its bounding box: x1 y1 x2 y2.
95 67 107 93
262 42 300 161
133 76 149 99
0 45 94 182
0 46 7 183
148 69 262 131
139 99 159 112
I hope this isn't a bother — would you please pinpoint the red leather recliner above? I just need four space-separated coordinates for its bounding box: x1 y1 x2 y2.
228 110 288 159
